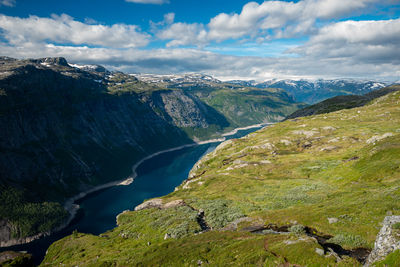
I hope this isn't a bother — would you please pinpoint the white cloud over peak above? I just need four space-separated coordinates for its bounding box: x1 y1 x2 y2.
125 0 169 4
1 40 398 81
0 1 398 82
0 14 150 48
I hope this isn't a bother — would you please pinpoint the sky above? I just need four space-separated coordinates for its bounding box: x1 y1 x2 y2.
0 0 399 81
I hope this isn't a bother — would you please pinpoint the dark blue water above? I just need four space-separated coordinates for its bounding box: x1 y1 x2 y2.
1 127 261 264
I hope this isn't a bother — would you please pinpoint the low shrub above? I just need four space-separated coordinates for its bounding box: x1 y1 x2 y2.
327 234 367 248
193 199 245 229
289 224 306 235
392 222 400 230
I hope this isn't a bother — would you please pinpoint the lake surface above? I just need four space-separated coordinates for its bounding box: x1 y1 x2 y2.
1 126 263 264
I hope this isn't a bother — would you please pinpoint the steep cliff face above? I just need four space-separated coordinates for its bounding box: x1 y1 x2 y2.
0 60 192 201
142 90 229 129
136 73 305 129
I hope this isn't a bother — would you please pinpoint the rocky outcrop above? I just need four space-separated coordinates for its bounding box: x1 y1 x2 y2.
0 220 12 245
365 216 400 266
0 250 33 266
134 199 186 211
0 219 50 247
156 90 229 128
366 132 394 144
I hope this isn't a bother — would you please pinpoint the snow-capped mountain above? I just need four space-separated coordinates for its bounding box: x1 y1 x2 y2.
252 79 388 104
135 73 221 87
69 63 109 74
120 71 390 104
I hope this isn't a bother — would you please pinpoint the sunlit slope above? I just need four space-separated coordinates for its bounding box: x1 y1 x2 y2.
42 88 400 266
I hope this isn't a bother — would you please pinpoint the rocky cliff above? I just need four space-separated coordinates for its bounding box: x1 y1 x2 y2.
0 57 224 243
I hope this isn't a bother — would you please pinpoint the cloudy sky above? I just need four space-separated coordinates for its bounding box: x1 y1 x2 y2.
0 0 399 81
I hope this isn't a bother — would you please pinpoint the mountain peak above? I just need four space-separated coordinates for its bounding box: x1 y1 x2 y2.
37 57 69 67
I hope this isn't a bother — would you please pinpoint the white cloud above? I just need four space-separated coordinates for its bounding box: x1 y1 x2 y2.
163 13 175 24
0 3 398 82
159 0 384 46
1 41 398 82
150 12 175 32
0 0 15 7
290 19 400 64
156 22 208 47
125 0 169 4
0 14 150 48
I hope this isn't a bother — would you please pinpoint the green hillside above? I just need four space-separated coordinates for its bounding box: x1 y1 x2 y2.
198 87 304 127
286 85 399 119
42 88 400 266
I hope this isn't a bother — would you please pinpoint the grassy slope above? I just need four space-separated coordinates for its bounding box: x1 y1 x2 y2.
286 85 399 119
42 90 400 266
200 87 305 127
42 91 400 266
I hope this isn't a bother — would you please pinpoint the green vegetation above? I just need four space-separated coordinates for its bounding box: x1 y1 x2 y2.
374 250 400 266
286 85 399 119
42 88 400 266
189 198 245 229
193 86 305 127
0 251 34 267
0 187 67 238
327 234 367 248
289 224 306 235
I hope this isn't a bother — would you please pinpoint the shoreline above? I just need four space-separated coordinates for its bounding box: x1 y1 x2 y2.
0 123 267 248
221 123 272 137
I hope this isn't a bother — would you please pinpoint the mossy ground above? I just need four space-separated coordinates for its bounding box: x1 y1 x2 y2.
42 89 400 266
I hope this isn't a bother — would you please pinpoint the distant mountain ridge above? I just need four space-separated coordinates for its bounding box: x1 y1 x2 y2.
135 73 389 105
238 79 388 104
286 85 400 119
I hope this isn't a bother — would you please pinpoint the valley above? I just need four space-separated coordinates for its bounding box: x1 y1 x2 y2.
1 1 399 266
40 85 400 266
0 57 301 248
